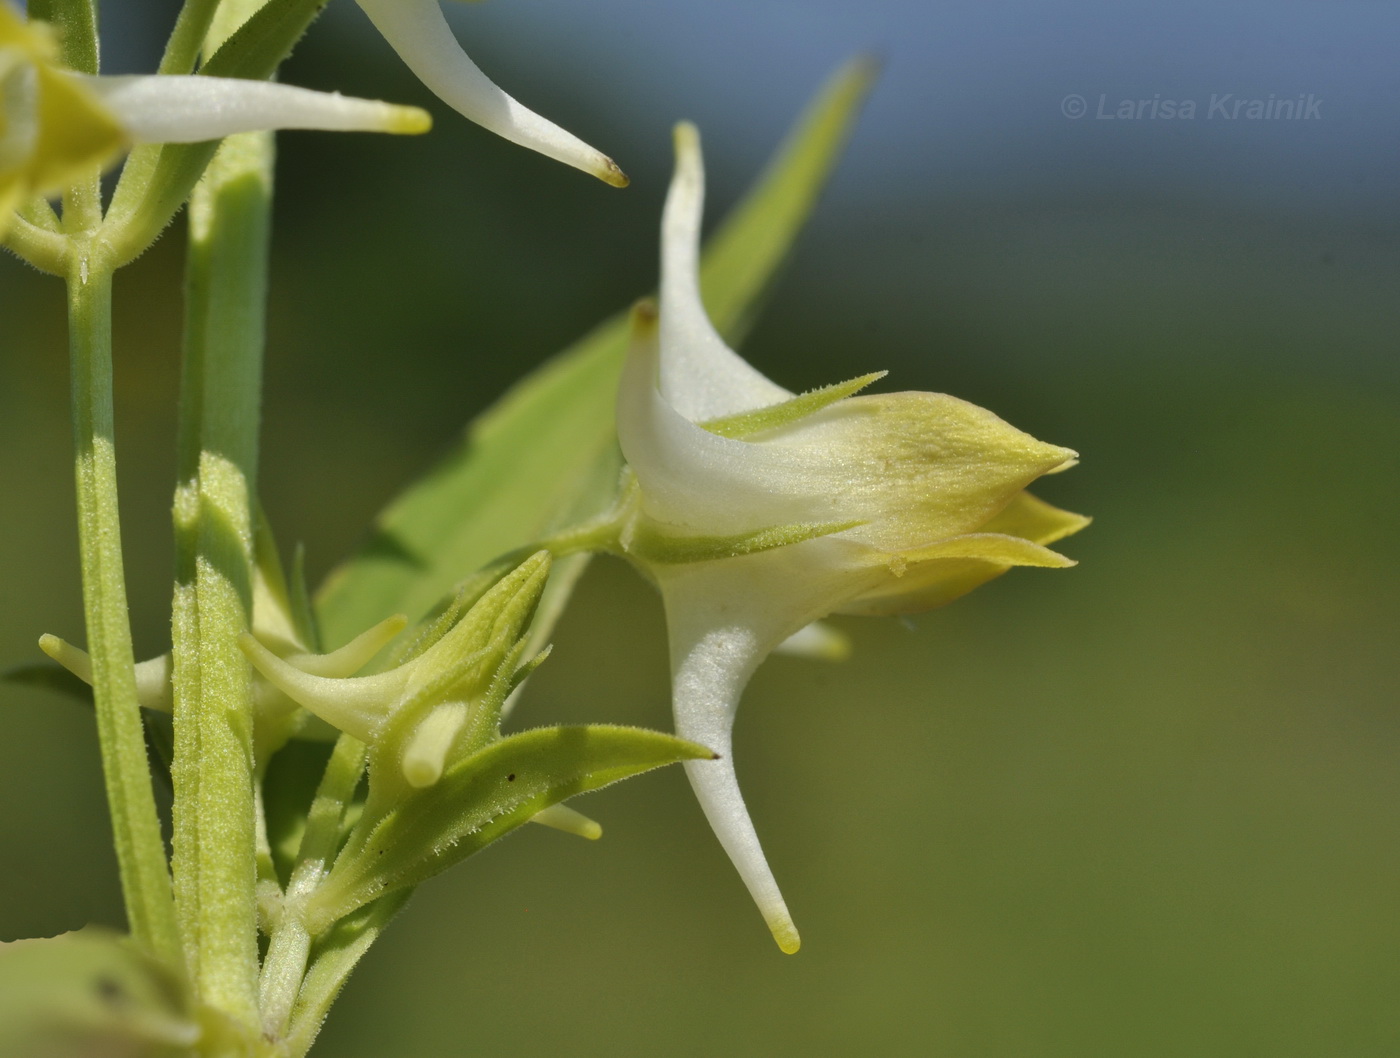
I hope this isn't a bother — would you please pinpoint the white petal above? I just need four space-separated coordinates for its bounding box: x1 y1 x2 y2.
666 614 800 953
78 74 430 142
620 318 1076 546
238 633 407 743
654 543 896 953
288 614 407 679
659 123 791 420
356 0 626 186
616 307 848 534
38 634 173 712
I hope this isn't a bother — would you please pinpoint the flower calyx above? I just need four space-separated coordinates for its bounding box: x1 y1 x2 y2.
240 551 553 803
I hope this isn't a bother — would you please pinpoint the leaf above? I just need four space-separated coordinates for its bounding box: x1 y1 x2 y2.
2 661 177 793
313 56 879 651
2 660 93 704
303 724 714 931
0 929 197 1058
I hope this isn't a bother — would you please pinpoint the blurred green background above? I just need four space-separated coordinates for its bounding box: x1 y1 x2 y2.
2 1 1398 1055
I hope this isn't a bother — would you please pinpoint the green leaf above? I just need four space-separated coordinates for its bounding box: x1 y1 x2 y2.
2 660 92 703
0 929 197 1058
313 56 879 651
303 725 714 931
2 662 177 794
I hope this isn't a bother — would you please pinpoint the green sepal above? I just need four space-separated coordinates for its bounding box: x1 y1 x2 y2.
624 517 864 565
0 929 197 1058
701 372 886 439
304 725 715 932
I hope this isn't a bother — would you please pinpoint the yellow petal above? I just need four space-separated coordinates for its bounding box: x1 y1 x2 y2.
1 7 126 200
838 491 1089 617
0 4 54 55
28 65 126 192
758 390 1078 549
979 490 1092 545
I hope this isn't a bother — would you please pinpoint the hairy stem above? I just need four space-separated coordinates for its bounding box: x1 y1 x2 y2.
168 124 274 1030
67 258 181 962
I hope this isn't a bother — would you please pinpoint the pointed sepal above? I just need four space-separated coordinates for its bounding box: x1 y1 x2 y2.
304 724 714 932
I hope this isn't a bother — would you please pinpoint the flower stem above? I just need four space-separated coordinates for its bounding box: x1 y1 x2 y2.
168 126 274 1030
259 735 368 1043
66 258 181 963
28 0 98 74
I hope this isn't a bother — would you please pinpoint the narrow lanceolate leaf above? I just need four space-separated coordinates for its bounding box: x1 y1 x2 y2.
303 725 714 932
313 57 879 650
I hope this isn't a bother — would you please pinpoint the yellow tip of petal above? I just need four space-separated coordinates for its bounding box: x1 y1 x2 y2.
598 156 629 188
630 297 660 330
530 803 603 840
672 120 700 155
388 105 433 135
771 920 802 955
38 634 93 684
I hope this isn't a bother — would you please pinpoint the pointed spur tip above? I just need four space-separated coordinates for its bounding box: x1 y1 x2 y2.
389 105 434 135
598 156 630 188
770 917 802 955
630 297 660 327
671 120 700 152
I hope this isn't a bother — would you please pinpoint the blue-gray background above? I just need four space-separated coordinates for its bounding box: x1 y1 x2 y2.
2 1 1397 1055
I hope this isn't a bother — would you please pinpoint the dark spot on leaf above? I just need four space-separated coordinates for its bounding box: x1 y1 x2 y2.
94 975 126 1007
506 773 516 782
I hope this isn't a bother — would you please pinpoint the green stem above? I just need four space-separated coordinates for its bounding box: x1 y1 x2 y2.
168 126 274 1030
259 735 367 1042
284 892 412 1057
66 259 181 962
103 0 330 267
28 0 99 74
2 215 70 275
159 0 223 74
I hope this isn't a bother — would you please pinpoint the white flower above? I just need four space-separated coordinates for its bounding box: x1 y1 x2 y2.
355 0 627 186
613 123 1089 953
1 2 427 238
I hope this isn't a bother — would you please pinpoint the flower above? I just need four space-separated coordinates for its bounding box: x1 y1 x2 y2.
1 2 428 240
355 0 627 186
612 123 1090 953
0 5 124 234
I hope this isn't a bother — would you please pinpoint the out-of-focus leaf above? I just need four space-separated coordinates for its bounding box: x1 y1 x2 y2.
262 738 337 886
0 929 197 1058
313 57 879 651
304 725 714 931
2 662 177 792
2 660 92 704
